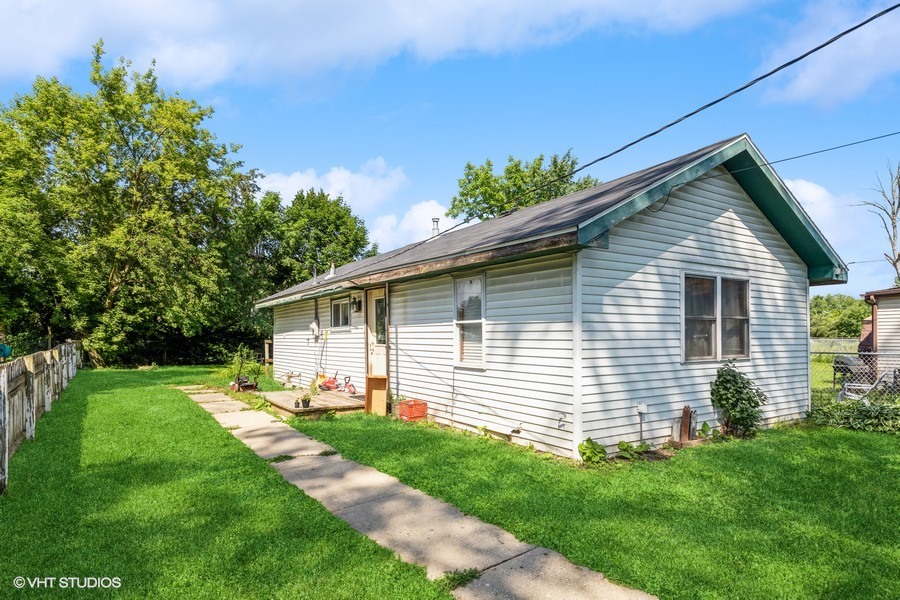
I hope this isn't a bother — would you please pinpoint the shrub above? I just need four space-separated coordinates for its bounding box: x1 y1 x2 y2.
578 437 607 466
810 401 900 433
616 440 650 460
710 361 767 437
229 344 260 383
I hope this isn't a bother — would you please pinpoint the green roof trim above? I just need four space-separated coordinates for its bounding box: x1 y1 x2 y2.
577 136 847 286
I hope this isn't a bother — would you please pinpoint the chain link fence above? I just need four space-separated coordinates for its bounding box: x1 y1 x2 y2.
809 338 859 353
811 352 900 405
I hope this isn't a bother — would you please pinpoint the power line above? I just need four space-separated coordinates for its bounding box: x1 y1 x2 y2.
767 130 900 168
649 130 900 213
341 4 900 280
689 130 900 186
345 127 899 281
510 2 900 206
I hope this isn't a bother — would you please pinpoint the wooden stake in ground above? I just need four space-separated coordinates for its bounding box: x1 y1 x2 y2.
680 405 692 442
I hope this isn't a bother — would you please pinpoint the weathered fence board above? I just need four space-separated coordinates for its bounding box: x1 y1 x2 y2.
0 341 78 494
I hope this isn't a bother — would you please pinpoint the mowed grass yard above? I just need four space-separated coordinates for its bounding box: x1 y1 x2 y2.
0 367 449 599
293 414 900 600
3 367 898 600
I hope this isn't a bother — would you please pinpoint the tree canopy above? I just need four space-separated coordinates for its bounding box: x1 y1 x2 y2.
0 42 374 364
446 150 599 221
809 294 869 338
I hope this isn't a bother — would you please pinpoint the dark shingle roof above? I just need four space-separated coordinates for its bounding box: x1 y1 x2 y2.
257 135 746 307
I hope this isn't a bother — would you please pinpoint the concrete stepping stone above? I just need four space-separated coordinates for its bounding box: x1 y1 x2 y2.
231 424 334 459
212 410 281 429
275 455 534 578
274 455 410 511
198 400 250 414
454 547 655 600
201 406 657 599
187 392 234 403
335 484 535 579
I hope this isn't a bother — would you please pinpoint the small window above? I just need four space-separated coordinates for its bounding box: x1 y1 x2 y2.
683 275 749 361
330 298 350 328
722 279 749 358
685 276 716 360
374 297 386 344
454 275 484 366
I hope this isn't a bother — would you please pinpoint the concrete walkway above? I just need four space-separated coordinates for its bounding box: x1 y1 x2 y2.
181 387 655 600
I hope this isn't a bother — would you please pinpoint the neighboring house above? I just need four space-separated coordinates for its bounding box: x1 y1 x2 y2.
860 288 900 353
255 134 846 458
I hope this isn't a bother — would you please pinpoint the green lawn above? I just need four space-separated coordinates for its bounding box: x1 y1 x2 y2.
291 414 900 600
0 367 448 599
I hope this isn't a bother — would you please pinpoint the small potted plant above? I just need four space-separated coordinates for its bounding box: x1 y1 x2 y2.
301 393 312 409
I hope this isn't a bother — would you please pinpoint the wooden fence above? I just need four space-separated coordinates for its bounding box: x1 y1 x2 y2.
0 341 79 494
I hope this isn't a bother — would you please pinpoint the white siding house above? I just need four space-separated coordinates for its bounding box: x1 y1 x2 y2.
257 135 846 458
578 167 810 455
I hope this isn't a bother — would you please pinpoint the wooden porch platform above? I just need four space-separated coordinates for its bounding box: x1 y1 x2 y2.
259 389 365 419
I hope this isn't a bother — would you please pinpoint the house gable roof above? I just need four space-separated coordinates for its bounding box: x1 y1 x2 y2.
256 134 846 309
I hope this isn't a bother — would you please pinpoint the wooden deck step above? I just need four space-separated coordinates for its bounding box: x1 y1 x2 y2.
259 390 365 419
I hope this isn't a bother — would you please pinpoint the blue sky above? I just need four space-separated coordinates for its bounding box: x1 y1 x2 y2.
2 0 899 297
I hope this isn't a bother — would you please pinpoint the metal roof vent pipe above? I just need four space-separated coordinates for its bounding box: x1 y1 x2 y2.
326 260 335 279
432 218 440 237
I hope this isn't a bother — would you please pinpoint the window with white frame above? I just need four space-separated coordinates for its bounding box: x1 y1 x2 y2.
454 275 484 366
330 298 350 328
683 275 749 361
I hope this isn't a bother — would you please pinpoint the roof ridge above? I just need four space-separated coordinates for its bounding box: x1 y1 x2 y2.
256 134 761 307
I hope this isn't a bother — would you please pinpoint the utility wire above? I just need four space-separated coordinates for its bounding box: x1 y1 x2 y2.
343 127 900 281
509 2 900 206
686 130 900 188
652 130 900 212
340 4 900 281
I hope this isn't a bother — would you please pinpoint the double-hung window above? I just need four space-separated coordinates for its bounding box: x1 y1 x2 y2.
683 274 749 361
454 275 484 367
330 298 350 328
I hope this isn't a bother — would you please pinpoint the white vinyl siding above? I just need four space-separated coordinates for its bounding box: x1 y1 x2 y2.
273 296 367 393
391 255 574 455
580 166 809 449
876 297 900 353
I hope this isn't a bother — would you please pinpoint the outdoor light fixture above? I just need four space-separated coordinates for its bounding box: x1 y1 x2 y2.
350 296 362 312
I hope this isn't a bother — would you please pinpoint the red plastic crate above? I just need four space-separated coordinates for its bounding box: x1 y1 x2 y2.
397 399 427 422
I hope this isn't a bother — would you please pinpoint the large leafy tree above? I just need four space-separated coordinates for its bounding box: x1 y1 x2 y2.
219 188 376 342
0 42 259 364
277 188 377 287
446 150 599 221
810 294 870 338
1 43 378 365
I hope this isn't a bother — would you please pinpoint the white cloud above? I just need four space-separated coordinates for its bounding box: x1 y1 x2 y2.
786 177 864 246
262 157 409 214
370 200 462 251
786 178 839 226
761 2 900 106
785 177 895 294
0 0 758 87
